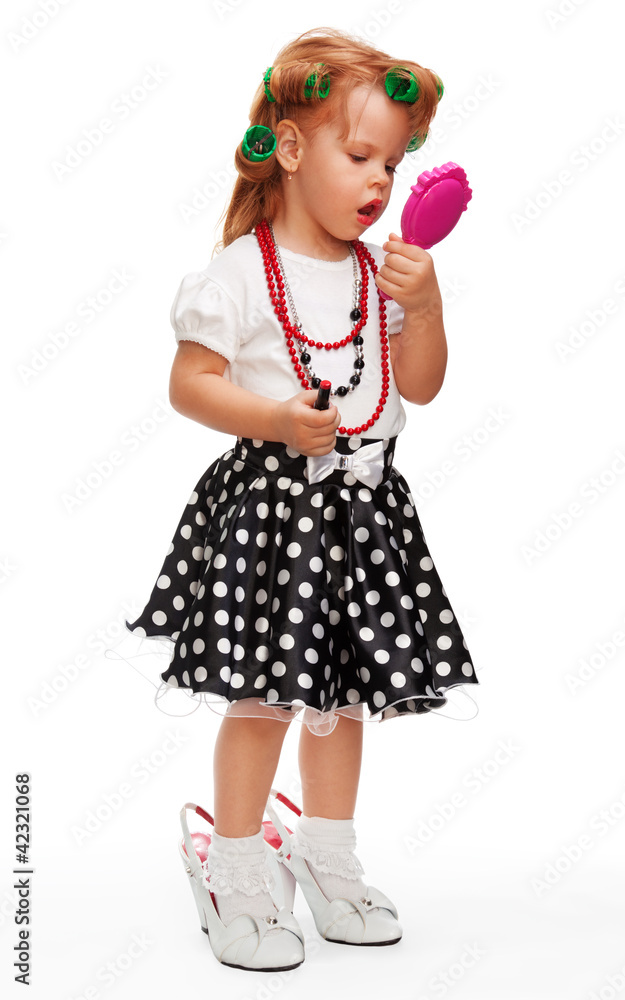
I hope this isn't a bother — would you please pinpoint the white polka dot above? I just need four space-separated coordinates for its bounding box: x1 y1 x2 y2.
289 608 303 623
265 456 279 471
192 546 203 561
280 634 295 649
373 691 386 707
420 556 433 570
358 489 372 502
255 617 269 632
299 582 313 598
177 560 188 575
298 517 313 532
309 556 323 572
256 503 269 518
236 558 246 573
347 602 361 617
235 587 245 602
411 658 424 672
435 662 451 676
213 582 228 597
374 511 387 525
346 689 360 703
214 554 227 569
359 627 374 641
217 639 231 654
366 591 380 605
236 529 249 544
230 673 245 688
215 610 229 626
233 644 245 660
440 609 454 624
266 689 279 703
255 646 269 662
354 527 369 542
157 575 170 589
277 477 291 490
286 543 301 558
166 675 178 687
323 505 336 519
194 611 204 626
374 649 390 663
180 525 192 539
390 672 406 688
193 638 205 654
180 643 187 657
305 648 319 663
152 611 167 626
194 666 207 682
254 674 267 688
256 561 267 576
416 582 431 597
396 634 411 648
370 549 385 564
298 673 313 688
359 666 370 683
462 662 474 676
188 491 199 504
437 635 452 650
272 662 286 676
182 670 190 686
401 595 414 609
380 612 395 627
220 666 231 682
290 482 304 496
277 569 290 585
385 571 400 586
330 545 345 561
310 493 324 508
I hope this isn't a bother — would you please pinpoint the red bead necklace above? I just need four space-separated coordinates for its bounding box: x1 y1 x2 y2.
255 218 390 436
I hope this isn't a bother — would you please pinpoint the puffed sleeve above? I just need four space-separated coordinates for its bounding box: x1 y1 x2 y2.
170 272 242 364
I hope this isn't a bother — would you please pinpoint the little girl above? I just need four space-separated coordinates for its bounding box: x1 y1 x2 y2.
125 27 479 971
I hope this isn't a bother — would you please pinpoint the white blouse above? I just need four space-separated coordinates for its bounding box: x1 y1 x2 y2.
170 233 407 439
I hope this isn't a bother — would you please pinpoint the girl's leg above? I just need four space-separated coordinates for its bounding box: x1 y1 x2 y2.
213 713 292 836
298 713 363 818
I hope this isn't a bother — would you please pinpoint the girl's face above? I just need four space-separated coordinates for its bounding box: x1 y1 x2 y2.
287 85 413 254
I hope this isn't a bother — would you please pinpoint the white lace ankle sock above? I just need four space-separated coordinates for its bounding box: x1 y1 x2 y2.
203 828 278 927
290 814 368 904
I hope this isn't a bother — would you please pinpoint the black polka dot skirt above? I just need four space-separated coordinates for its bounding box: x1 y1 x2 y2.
124 435 479 734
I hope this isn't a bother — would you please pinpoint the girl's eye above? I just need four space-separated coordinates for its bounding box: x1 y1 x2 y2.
350 154 396 175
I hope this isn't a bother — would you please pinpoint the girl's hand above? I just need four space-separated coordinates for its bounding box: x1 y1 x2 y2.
274 389 341 457
375 233 443 317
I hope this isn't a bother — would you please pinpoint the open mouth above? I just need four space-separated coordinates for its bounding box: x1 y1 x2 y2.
357 199 383 224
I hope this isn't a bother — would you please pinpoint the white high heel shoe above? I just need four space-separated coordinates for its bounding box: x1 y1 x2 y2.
179 802 306 972
264 789 403 947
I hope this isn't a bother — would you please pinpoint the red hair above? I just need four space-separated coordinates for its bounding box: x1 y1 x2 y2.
215 26 443 254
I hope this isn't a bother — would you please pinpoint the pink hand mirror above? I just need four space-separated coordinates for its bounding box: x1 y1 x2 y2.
379 161 472 301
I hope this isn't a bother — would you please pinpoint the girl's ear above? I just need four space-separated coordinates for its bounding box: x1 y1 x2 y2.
274 119 303 173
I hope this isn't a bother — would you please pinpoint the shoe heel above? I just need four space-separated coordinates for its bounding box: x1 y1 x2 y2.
279 862 296 912
180 851 208 933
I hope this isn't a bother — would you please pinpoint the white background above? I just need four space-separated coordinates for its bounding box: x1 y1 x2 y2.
2 0 625 997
